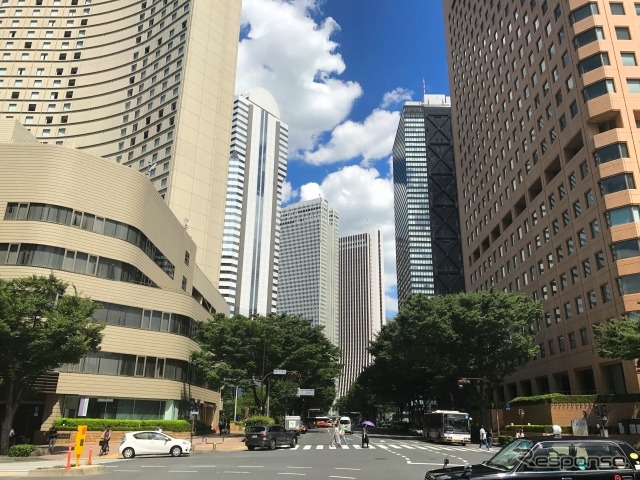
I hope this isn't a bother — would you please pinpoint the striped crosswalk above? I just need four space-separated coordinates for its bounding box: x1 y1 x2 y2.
290 442 494 453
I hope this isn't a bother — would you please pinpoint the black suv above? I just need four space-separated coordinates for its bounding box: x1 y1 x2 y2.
244 425 297 451
426 437 640 480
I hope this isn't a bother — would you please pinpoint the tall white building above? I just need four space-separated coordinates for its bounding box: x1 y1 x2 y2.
219 88 288 316
0 0 242 286
338 231 385 398
278 198 339 345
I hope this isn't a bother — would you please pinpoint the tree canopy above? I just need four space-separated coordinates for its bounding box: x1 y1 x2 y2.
593 317 640 360
339 291 542 422
193 313 341 417
0 274 104 453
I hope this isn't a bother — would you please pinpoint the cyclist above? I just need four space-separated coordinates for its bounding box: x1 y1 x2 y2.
99 426 112 456
48 425 58 454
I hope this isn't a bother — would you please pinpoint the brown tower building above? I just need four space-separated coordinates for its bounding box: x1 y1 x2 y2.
444 0 640 399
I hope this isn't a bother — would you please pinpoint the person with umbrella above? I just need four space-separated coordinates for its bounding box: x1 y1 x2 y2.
362 420 374 448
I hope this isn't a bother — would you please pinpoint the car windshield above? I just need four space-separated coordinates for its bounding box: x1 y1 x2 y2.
485 439 535 470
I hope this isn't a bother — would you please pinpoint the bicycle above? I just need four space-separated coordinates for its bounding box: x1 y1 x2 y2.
99 439 109 456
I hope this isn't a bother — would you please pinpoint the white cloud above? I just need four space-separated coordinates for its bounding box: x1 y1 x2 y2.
303 109 400 166
381 87 414 108
237 0 362 156
299 165 397 316
281 181 297 204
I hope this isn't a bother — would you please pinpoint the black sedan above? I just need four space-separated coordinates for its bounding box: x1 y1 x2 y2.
244 424 297 450
426 437 640 480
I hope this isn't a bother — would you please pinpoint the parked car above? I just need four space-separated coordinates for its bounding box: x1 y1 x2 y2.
425 437 640 480
244 425 297 451
118 431 191 459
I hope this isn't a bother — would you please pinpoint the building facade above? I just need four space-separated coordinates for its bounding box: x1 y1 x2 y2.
218 88 288 316
0 0 242 285
444 0 640 397
337 231 385 398
0 121 229 432
278 198 340 345
393 94 465 307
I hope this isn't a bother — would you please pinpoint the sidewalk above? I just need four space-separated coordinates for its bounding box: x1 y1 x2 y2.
0 434 246 476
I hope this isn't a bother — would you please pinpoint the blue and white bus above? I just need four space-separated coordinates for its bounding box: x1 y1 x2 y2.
423 410 471 445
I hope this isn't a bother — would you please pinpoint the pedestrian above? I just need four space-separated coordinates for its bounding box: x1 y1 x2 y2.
361 426 369 448
478 425 486 449
47 425 58 453
338 422 348 445
486 429 493 450
332 422 341 447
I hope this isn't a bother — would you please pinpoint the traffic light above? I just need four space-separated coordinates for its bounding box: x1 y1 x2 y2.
594 404 601 418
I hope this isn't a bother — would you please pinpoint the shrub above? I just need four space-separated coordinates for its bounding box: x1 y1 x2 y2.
53 418 193 432
243 415 274 429
8 444 37 457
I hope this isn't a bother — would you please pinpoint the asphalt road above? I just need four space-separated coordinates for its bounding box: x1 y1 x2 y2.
0 431 496 480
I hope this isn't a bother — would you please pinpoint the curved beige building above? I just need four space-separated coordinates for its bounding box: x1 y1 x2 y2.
0 0 242 284
0 121 229 430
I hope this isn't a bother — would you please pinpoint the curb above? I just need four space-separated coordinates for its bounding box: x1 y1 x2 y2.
27 465 106 477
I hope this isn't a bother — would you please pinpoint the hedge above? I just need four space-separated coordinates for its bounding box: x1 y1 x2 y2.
8 444 37 457
52 418 211 433
243 415 274 429
509 393 640 406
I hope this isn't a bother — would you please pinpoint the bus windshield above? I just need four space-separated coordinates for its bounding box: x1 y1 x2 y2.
444 413 470 433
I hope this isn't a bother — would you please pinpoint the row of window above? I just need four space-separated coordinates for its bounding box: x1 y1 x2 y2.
0 243 157 287
4 202 176 278
92 301 198 339
59 351 206 388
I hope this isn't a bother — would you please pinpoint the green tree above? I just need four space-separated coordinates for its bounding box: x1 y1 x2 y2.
0 275 104 454
367 291 541 423
193 313 341 417
593 317 640 360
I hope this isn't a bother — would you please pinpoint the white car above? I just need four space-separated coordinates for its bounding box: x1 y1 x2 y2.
118 431 191 458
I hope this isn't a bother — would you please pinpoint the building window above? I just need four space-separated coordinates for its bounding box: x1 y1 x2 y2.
580 327 590 346
583 79 616 101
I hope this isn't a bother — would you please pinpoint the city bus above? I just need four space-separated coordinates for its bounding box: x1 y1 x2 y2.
423 410 471 445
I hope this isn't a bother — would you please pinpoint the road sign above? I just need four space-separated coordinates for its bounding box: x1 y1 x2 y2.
297 388 315 396
273 369 287 375
505 402 511 410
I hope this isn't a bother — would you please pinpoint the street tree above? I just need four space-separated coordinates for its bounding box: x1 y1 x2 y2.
367 291 541 423
193 313 341 416
0 275 103 454
593 317 640 360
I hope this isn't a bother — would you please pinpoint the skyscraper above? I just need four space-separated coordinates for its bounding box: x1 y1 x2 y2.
393 94 465 307
219 88 288 316
278 198 340 345
0 0 242 285
338 230 385 398
444 0 640 396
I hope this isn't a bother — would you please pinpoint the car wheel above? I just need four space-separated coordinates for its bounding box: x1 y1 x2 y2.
269 438 276 450
170 446 182 457
247 445 256 451
122 447 135 459
290 436 297 448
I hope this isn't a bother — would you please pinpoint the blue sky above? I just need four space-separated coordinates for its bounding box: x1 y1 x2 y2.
235 0 451 318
